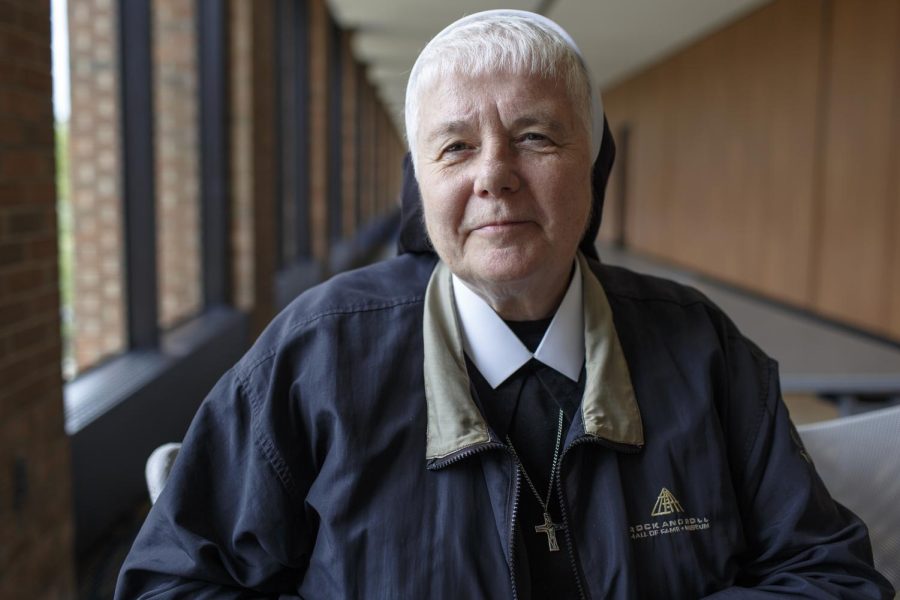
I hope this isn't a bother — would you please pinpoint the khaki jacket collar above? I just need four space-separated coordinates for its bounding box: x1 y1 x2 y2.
423 253 644 460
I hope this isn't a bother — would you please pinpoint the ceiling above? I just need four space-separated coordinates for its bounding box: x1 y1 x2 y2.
327 0 771 134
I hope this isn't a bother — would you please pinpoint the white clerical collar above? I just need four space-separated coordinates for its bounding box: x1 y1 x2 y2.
452 261 584 389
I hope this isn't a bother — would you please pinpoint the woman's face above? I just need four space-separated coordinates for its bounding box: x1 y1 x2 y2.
414 70 593 300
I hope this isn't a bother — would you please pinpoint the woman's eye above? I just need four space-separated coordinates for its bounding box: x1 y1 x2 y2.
443 142 468 154
519 132 550 145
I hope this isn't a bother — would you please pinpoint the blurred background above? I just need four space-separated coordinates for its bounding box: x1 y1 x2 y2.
1 0 898 597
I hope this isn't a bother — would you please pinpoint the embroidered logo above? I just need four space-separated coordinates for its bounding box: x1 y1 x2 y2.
650 487 684 517
629 487 711 541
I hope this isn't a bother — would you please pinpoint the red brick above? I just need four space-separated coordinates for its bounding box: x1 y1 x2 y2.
25 119 55 146
0 181 54 206
0 116 28 144
0 182 22 204
0 291 57 327
0 88 52 122
0 367 59 413
10 318 58 350
26 289 59 318
5 63 54 94
0 265 47 295
0 3 18 28
30 437 70 496
0 241 24 267
0 298 24 328
0 1 75 595
0 352 40 387
28 392 66 447
0 27 43 66
18 8 51 39
5 205 50 235
0 149 54 181
0 60 52 93
25 236 57 261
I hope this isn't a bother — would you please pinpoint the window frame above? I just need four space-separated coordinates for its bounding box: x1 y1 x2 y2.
64 0 247 554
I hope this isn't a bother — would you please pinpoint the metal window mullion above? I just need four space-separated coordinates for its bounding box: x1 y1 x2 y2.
327 19 343 243
197 0 230 307
272 0 286 270
118 0 158 349
354 64 363 229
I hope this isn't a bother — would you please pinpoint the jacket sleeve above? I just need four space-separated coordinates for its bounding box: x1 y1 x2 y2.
114 367 313 599
703 333 894 599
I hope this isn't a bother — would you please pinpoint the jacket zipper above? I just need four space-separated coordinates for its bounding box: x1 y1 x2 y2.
507 459 522 600
555 462 588 600
426 441 508 470
429 442 523 599
554 435 641 599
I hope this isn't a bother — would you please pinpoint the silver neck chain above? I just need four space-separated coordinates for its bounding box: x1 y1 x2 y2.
506 408 565 513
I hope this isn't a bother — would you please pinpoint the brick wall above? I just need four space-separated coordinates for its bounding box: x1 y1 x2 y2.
229 0 277 335
0 0 76 597
359 78 376 223
308 0 330 262
340 31 358 239
68 0 204 349
154 0 201 330
229 0 253 313
67 0 125 373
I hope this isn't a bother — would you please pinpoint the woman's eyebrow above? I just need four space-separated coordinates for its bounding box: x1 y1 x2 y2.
425 121 471 145
511 114 566 133
424 113 567 145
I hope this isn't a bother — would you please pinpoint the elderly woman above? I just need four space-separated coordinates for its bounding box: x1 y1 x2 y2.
116 10 891 600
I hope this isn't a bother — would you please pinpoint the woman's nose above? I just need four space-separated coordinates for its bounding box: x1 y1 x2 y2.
473 143 520 198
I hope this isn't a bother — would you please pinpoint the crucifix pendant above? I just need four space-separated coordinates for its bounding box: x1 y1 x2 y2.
534 512 565 552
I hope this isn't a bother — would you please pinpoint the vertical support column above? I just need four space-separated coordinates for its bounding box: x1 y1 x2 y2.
118 0 158 348
197 0 230 307
341 31 358 239
308 0 330 262
228 0 276 334
327 18 343 244
293 0 311 259
0 1 75 595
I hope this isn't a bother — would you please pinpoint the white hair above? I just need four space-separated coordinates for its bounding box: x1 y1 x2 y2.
404 11 601 167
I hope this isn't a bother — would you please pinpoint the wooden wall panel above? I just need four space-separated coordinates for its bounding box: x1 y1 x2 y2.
891 190 900 338
886 80 900 340
604 0 824 306
814 0 900 335
620 69 673 259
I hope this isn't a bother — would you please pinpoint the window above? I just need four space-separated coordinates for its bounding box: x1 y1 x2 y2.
153 0 202 329
56 0 230 380
62 0 127 378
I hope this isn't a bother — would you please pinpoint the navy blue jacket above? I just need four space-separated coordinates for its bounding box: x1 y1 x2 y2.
116 252 892 599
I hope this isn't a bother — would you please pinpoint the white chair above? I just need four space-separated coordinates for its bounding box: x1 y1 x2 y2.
797 404 900 592
145 442 181 505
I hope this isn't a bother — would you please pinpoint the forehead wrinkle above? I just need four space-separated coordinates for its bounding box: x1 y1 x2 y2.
418 75 582 150
424 107 568 142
